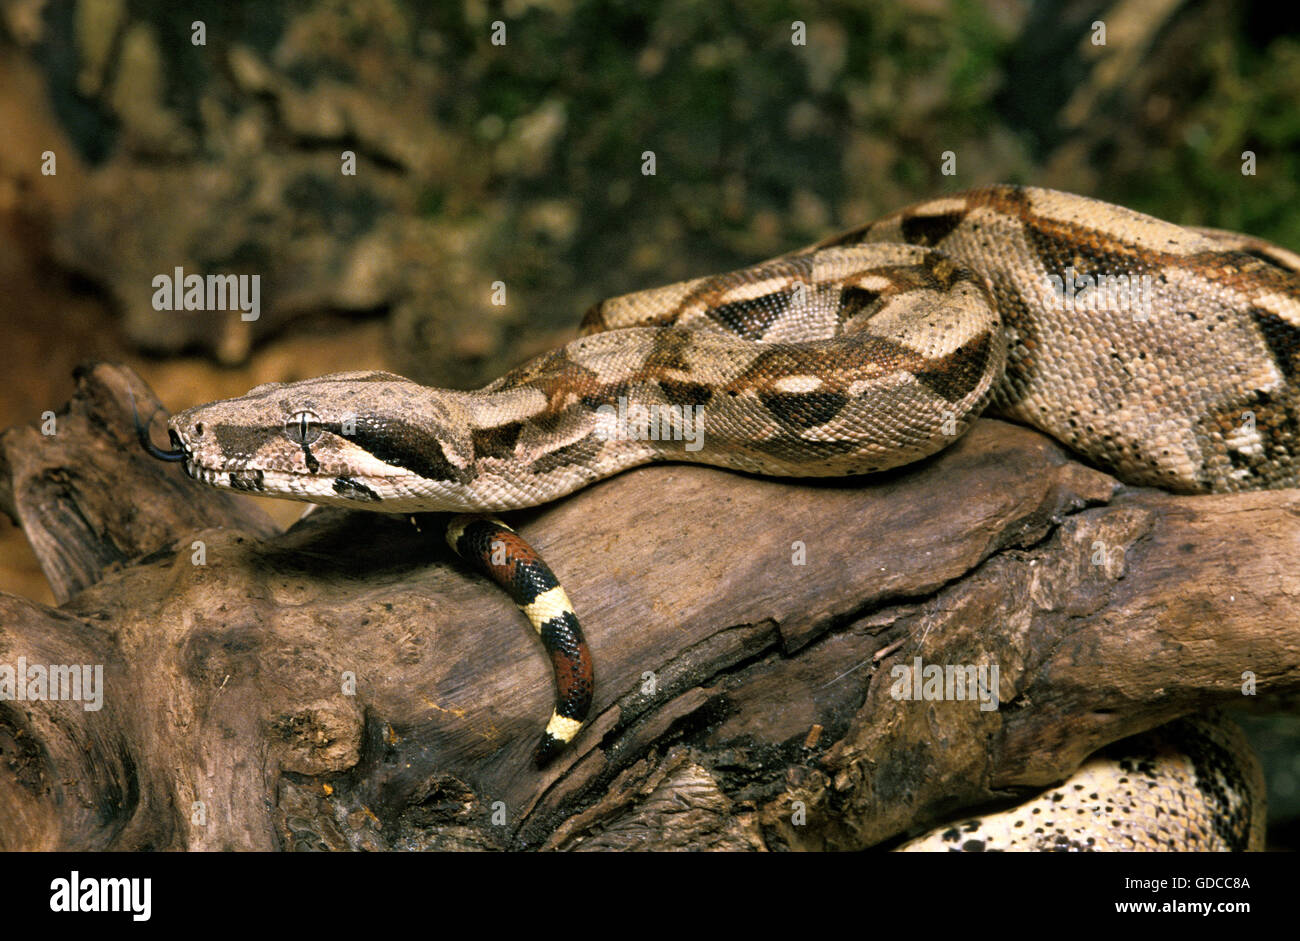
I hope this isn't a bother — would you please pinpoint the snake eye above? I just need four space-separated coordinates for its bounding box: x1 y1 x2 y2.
194 422 204 436
285 409 323 446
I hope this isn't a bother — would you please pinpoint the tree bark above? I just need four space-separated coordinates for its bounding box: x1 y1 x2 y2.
0 363 1297 850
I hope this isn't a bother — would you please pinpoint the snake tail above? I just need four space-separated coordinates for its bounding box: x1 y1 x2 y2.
445 514 593 765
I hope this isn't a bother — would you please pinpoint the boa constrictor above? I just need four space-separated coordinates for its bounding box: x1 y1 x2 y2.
139 185 1296 850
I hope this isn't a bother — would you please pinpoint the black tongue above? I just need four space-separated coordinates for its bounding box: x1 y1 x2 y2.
129 386 186 462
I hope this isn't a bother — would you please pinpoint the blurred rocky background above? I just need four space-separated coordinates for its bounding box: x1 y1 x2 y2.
0 0 1298 842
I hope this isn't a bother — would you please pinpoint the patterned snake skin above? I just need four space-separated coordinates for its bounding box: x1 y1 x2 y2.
147 185 1298 849
895 715 1265 851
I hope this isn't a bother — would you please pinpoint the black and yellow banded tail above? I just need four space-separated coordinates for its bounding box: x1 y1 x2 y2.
446 514 594 766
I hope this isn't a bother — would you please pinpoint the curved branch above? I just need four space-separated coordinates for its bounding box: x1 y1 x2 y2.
0 363 1296 850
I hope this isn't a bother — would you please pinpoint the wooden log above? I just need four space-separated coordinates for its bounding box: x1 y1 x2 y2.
0 363 1296 850
0 363 278 604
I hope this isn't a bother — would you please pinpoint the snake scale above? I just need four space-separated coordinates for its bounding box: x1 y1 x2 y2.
138 185 1296 850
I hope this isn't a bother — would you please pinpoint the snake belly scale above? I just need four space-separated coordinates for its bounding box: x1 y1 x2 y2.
138 185 1297 848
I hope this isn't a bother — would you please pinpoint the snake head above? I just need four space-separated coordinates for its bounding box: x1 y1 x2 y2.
156 371 481 510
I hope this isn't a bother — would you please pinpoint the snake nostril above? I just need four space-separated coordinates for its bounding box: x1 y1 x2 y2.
195 422 204 436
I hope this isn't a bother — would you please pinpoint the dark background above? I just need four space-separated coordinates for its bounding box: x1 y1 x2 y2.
0 0 1296 844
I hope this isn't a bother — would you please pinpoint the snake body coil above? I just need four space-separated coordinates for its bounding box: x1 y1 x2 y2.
143 186 1297 849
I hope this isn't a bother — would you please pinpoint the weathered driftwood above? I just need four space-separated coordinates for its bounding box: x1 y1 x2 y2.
0 362 1297 851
